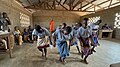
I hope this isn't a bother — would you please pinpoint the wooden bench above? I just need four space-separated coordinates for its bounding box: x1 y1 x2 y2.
99 30 113 39
0 32 13 58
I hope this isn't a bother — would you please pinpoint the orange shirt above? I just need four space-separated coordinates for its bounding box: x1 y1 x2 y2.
50 20 55 32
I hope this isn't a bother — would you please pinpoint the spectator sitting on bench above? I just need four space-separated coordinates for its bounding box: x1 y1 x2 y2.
13 26 23 45
23 28 31 42
102 24 112 37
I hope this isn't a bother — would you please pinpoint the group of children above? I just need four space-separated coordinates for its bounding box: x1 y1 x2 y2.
32 18 102 64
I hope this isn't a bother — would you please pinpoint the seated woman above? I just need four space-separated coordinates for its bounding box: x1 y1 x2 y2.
13 26 23 45
0 38 7 51
23 28 32 42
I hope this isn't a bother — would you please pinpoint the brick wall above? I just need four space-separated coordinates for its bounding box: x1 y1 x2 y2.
81 5 120 39
0 0 33 31
33 10 81 28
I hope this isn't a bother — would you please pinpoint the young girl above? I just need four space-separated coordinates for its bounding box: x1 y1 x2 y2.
78 18 94 64
23 28 31 42
52 26 72 64
88 20 102 53
68 24 80 54
32 25 52 59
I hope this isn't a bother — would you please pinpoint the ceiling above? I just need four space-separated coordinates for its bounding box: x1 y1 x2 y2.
15 0 120 16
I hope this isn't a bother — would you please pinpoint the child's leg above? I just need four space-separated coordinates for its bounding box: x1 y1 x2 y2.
2 39 7 49
38 48 44 57
91 46 96 52
76 46 80 54
44 48 47 59
68 45 70 52
19 35 23 45
84 54 89 64
81 51 84 59
59 57 62 62
83 47 90 64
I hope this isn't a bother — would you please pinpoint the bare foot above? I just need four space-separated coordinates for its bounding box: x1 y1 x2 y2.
84 60 88 64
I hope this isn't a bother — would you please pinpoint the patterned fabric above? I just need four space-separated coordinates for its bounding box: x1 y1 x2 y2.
80 37 91 56
91 32 99 47
88 23 100 47
57 41 69 58
78 27 92 56
82 47 91 56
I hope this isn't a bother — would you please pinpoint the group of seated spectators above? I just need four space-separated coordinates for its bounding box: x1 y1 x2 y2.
102 24 112 30
13 26 34 45
101 24 112 38
0 25 34 51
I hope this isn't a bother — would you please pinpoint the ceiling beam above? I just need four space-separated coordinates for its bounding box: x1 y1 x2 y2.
84 0 102 9
97 0 110 6
63 0 67 5
16 0 22 3
83 0 111 11
47 3 53 9
72 0 81 10
69 0 75 7
96 2 120 11
56 0 68 10
27 0 32 5
58 0 62 5
44 2 46 9
94 5 96 12
83 4 94 11
39 2 44 7
108 0 112 8
69 0 72 10
52 1 56 9
104 1 120 8
78 0 96 9
79 2 82 10
25 6 94 12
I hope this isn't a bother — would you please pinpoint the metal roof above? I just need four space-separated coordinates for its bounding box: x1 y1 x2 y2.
15 0 120 16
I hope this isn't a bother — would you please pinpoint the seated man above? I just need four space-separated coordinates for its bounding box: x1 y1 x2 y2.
13 26 23 45
0 38 7 50
102 24 111 30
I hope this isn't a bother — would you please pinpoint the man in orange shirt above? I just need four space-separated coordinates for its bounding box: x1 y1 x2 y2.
50 19 55 33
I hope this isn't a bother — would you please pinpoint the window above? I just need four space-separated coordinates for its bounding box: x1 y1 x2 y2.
114 12 120 29
20 13 30 27
88 16 100 23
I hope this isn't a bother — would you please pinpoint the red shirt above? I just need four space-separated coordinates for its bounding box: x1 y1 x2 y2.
50 20 55 31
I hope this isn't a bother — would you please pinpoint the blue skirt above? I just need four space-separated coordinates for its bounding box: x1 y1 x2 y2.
57 41 69 59
91 32 99 47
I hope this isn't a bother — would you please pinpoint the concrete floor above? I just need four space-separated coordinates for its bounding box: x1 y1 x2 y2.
0 39 120 67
